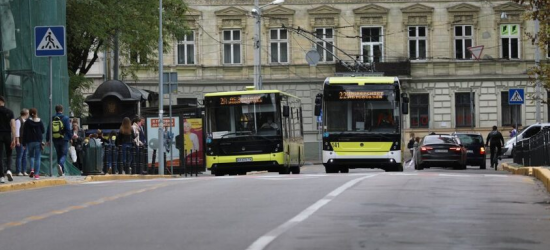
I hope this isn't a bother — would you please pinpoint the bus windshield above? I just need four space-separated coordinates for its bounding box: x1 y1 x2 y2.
324 89 399 133
206 93 280 138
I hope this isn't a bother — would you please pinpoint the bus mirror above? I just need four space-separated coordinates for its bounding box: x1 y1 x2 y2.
283 106 290 117
314 93 322 116
314 105 321 117
402 102 409 115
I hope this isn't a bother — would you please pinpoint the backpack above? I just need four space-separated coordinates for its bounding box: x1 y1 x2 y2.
407 138 415 149
52 116 64 139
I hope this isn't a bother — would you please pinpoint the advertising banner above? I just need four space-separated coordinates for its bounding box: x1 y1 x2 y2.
179 118 204 166
146 117 180 167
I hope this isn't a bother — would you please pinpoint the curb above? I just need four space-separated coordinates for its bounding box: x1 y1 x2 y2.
501 163 532 176
533 167 550 193
502 163 550 193
0 179 68 193
84 175 178 182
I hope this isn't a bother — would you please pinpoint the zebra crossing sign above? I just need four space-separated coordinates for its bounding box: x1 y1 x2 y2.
35 26 66 57
508 89 524 105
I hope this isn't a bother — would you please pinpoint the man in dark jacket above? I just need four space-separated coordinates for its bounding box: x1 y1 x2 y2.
486 125 505 170
0 96 16 183
46 105 72 176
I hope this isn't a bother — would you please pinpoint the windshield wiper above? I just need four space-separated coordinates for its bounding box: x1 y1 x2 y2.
220 131 253 139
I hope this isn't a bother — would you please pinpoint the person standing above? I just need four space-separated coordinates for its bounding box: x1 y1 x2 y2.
0 96 16 183
510 125 518 138
46 104 71 176
15 108 29 176
138 116 146 146
22 108 44 180
115 117 136 174
70 121 85 171
406 132 415 162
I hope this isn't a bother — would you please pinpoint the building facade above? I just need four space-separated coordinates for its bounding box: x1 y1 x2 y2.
94 0 548 161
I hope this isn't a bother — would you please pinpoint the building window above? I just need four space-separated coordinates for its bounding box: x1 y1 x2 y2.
454 25 473 59
130 51 147 64
223 30 241 64
315 28 334 62
408 26 427 60
361 27 383 63
270 29 288 63
501 24 520 59
455 93 475 127
501 92 522 126
177 31 195 65
410 94 429 128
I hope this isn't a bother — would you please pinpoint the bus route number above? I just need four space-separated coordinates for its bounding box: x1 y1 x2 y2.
333 142 339 148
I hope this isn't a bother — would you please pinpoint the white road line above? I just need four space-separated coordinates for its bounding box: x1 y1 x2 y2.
483 174 509 178
246 174 378 250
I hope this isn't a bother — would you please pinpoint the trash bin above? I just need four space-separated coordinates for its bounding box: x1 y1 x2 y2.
83 139 103 175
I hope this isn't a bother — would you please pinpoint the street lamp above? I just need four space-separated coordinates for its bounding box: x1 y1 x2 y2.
252 0 285 90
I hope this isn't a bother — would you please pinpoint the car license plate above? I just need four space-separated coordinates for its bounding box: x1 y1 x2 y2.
435 149 447 153
467 150 473 153
236 157 252 163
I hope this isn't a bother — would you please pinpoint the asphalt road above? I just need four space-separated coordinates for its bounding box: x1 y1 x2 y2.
1 162 549 250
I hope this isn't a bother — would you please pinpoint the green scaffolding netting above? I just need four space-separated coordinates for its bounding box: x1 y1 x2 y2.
1 0 78 176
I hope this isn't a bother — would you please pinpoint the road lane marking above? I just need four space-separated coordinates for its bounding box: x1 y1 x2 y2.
246 174 378 250
0 183 170 232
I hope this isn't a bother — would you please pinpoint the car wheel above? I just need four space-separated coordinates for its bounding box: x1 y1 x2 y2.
291 166 300 174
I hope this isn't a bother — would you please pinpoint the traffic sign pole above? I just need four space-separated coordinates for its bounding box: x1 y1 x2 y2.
49 56 53 176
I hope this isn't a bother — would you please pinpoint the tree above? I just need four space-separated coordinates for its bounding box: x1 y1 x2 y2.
512 0 549 98
66 0 190 116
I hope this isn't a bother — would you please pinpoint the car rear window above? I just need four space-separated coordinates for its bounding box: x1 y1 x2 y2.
423 136 457 144
455 134 483 145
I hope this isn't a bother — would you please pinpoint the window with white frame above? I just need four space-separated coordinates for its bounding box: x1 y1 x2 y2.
361 27 383 63
501 92 522 126
177 31 195 65
500 24 520 59
223 30 241 64
408 26 427 60
270 29 288 63
454 25 473 59
455 92 475 127
315 28 334 62
410 94 429 128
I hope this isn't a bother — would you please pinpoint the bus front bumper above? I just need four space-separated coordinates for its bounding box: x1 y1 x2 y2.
322 150 402 168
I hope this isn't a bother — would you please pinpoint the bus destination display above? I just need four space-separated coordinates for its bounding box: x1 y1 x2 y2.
219 95 264 105
339 91 384 100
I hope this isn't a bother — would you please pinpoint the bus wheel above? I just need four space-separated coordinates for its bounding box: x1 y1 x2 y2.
340 167 349 173
325 166 338 173
279 167 290 174
291 166 300 174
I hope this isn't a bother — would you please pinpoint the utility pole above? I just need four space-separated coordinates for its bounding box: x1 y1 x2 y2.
534 5 541 123
158 0 164 175
253 0 262 90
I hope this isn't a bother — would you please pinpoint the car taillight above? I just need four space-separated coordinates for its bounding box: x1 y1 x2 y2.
449 147 462 152
420 146 432 152
480 147 486 155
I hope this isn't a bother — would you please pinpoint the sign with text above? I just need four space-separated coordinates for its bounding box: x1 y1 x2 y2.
146 117 180 168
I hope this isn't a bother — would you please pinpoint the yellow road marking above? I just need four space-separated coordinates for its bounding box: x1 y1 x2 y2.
0 183 170 232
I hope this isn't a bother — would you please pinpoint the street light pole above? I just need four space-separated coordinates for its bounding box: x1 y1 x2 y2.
252 0 285 90
534 6 541 123
158 0 164 175
253 0 261 90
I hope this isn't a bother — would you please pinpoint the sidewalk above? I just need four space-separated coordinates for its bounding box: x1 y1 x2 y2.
0 174 86 192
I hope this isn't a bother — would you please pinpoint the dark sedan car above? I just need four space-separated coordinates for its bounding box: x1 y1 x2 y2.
414 134 467 170
452 132 486 169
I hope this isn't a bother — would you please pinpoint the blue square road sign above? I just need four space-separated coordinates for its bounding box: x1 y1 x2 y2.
35 26 66 57
508 88 524 105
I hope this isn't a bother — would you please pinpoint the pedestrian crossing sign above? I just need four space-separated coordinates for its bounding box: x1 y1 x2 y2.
35 26 66 57
508 88 524 105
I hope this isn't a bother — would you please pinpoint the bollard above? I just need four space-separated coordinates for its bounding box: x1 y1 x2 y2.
117 145 123 174
184 149 187 177
163 152 167 175
195 149 198 177
132 145 137 174
103 145 108 174
151 149 157 175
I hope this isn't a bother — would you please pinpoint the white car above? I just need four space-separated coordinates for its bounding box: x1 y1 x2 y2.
502 123 550 157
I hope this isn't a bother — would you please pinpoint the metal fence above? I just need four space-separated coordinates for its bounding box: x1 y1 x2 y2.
513 127 550 166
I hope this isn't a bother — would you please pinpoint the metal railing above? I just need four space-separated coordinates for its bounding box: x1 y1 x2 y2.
513 127 550 166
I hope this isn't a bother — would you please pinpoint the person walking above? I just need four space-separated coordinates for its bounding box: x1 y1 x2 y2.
0 96 16 183
115 117 136 174
510 125 518 138
46 104 71 176
486 126 505 171
15 108 29 176
22 108 44 180
406 132 415 162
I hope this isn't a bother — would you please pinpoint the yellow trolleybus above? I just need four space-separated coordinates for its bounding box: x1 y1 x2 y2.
204 88 304 176
314 76 409 173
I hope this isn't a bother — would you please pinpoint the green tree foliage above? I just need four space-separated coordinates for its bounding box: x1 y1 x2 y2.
66 0 189 116
512 0 549 95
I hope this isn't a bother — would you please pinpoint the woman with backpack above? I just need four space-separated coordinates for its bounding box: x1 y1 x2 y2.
21 108 44 180
115 117 136 174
